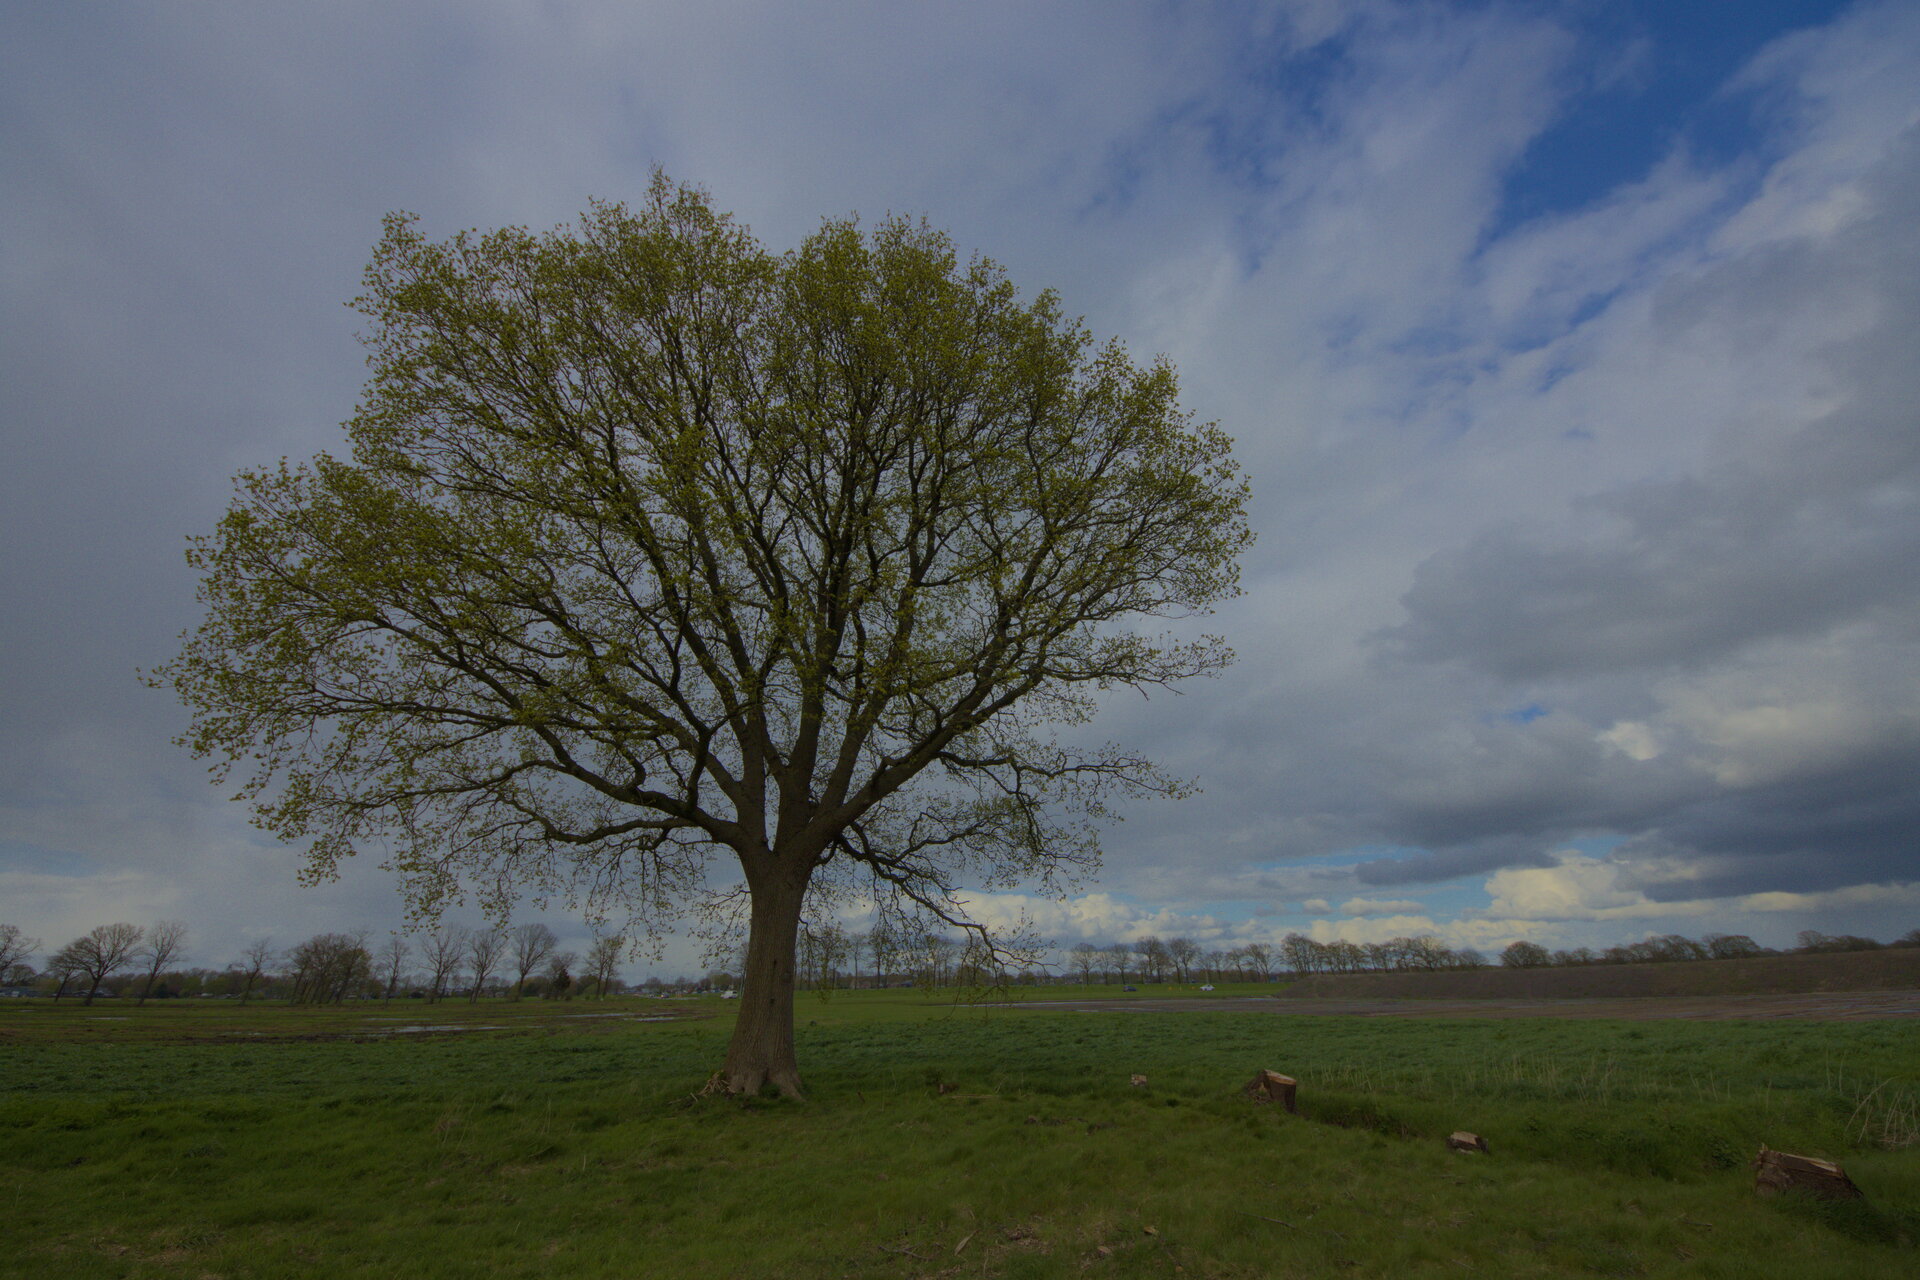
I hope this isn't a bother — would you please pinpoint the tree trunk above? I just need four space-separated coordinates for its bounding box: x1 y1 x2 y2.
1754 1146 1862 1199
723 861 809 1098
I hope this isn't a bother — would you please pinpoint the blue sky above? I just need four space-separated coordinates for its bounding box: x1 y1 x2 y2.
3 1 1918 978
1495 2 1853 224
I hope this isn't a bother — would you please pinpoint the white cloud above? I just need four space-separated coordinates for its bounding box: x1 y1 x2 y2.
1599 721 1662 761
1482 855 1703 922
1737 882 1920 913
1480 855 1920 936
955 892 1232 948
1660 651 1920 788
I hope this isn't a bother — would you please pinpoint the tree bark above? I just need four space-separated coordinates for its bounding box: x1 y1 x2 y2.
1243 1070 1297 1112
723 860 809 1098
1753 1146 1862 1199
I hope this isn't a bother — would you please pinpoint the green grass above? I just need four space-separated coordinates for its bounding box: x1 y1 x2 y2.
3 992 1917 1277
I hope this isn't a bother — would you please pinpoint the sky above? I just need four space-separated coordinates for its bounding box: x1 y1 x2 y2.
4 1 1918 980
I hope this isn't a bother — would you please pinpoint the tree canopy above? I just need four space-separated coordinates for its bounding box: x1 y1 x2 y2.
158 175 1251 1094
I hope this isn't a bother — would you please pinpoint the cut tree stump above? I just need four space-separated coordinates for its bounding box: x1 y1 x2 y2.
1447 1131 1490 1154
1753 1146 1862 1200
1243 1070 1298 1113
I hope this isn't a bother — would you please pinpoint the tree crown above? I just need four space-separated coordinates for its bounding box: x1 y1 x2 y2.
158 174 1252 948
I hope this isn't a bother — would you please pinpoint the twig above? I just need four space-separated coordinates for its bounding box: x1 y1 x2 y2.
1232 1211 1296 1229
880 1244 930 1261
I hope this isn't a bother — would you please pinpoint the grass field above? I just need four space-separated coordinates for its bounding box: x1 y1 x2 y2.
3 988 1917 1277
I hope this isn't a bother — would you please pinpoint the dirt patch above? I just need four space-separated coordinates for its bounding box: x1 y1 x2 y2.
1281 946 1920 1001
1005 989 1920 1020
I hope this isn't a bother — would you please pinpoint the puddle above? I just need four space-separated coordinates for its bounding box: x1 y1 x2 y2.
556 1012 685 1021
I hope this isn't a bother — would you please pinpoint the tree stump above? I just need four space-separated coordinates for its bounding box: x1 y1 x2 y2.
1242 1070 1297 1113
1447 1131 1489 1154
1753 1146 1862 1200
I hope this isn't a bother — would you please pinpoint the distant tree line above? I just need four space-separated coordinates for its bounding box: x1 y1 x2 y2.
1274 934 1484 975
1059 937 1283 983
4 920 1918 1000
0 919 634 1003
1498 928 1920 969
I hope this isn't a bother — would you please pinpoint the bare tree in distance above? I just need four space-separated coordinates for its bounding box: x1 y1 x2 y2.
1242 942 1272 981
799 920 847 993
134 919 189 1005
545 950 579 1000
1133 936 1168 983
156 176 1252 1096
287 932 372 1004
584 935 624 999
865 928 899 989
375 934 411 1003
465 926 508 1002
1069 941 1100 984
508 923 557 1000
236 938 276 1004
419 925 468 1004
1166 936 1200 984
1502 940 1551 968
47 942 83 1000
63 923 143 1006
843 929 866 991
0 924 39 982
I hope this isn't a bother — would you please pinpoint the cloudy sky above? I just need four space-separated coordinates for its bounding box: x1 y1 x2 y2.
5 1 1918 978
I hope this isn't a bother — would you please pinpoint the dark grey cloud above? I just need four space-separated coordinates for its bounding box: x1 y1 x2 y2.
1621 727 1920 901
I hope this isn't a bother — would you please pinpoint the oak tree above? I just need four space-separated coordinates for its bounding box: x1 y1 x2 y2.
159 175 1251 1096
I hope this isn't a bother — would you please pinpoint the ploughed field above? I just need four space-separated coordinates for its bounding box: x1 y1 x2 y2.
1018 990 1920 1019
3 988 1917 1278
1276 945 1920 1002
